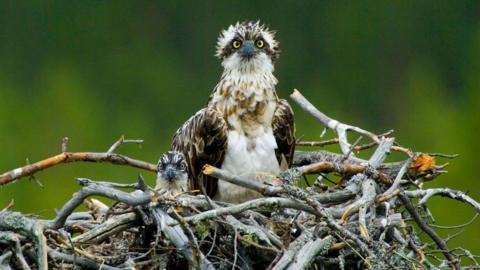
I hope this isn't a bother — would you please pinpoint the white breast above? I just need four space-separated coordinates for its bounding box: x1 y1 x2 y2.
214 128 280 203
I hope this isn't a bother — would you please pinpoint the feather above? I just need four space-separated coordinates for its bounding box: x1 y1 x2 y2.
172 22 294 202
171 108 227 197
272 99 296 167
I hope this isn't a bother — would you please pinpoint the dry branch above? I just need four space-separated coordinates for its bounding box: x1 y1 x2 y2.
0 136 157 186
0 91 477 270
291 89 413 157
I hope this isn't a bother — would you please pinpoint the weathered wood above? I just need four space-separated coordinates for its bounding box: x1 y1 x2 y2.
0 92 475 270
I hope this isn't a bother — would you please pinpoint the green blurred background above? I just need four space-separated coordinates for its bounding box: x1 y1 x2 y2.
1 1 479 254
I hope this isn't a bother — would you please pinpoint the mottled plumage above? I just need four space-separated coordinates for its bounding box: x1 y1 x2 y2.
172 21 295 203
172 109 227 196
155 151 188 195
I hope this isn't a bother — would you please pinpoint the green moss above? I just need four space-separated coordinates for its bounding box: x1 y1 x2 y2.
241 233 259 247
194 220 210 240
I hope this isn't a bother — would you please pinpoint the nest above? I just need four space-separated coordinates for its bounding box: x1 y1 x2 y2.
0 90 478 270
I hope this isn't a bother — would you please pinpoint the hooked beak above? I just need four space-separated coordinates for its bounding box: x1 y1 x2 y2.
239 41 255 59
165 168 176 182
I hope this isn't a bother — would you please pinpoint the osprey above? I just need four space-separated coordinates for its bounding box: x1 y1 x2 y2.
155 151 188 196
172 21 295 203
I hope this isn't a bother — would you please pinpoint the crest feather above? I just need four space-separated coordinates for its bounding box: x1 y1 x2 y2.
215 21 279 59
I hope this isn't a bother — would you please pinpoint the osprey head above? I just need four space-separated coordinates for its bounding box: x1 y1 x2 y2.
216 21 279 73
155 151 188 193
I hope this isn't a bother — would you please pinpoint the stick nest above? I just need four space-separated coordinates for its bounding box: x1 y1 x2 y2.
0 90 478 270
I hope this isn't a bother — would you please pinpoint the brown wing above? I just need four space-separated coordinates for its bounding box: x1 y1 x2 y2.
272 99 296 168
171 108 227 197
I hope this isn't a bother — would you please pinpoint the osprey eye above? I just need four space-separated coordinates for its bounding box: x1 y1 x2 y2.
256 39 264 48
232 40 242 49
158 163 164 171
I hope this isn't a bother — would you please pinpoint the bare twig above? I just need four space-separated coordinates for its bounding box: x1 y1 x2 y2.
270 230 313 270
296 138 339 147
405 188 480 213
381 157 412 198
181 197 317 224
399 193 461 270
0 231 31 270
0 151 156 186
297 130 394 152
0 251 13 270
107 135 144 154
0 211 47 270
48 248 120 270
150 207 215 270
203 165 283 196
232 228 239 270
47 178 152 230
290 89 380 155
429 213 479 229
61 137 69 153
72 212 138 244
286 235 334 270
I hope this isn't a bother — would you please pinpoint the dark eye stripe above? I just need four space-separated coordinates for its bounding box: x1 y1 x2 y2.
159 151 185 166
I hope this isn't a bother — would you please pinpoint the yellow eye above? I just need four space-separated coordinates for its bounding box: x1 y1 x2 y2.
232 40 241 49
256 39 264 48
